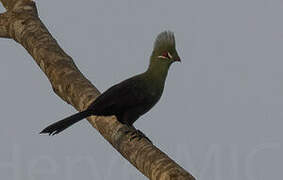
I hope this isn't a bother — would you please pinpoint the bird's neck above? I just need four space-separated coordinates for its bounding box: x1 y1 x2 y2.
145 60 170 83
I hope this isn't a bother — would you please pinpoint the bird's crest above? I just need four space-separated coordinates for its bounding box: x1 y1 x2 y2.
153 31 175 52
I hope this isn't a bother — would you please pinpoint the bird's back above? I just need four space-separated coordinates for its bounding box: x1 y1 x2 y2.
87 73 164 121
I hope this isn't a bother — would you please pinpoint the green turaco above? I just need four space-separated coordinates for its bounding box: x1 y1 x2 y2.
40 31 181 141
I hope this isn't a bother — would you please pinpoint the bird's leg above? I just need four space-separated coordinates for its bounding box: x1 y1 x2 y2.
124 125 152 143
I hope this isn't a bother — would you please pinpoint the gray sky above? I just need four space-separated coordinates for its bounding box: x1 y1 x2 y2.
0 0 282 179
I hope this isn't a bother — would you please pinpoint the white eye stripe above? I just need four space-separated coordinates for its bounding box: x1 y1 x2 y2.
167 52 173 59
158 52 173 60
158 55 168 59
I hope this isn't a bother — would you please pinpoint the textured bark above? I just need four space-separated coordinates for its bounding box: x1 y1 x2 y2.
0 1 196 180
0 12 9 38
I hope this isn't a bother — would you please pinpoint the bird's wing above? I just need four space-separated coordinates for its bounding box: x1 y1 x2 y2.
88 76 146 115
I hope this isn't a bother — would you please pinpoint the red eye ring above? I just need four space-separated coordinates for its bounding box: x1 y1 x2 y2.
162 52 169 58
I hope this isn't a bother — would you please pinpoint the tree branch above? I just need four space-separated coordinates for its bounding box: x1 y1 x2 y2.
0 12 10 38
0 1 196 179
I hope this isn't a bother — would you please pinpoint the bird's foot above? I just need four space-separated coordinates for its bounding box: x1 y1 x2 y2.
124 127 152 143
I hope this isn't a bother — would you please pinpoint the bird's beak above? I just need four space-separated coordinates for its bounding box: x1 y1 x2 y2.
175 57 181 62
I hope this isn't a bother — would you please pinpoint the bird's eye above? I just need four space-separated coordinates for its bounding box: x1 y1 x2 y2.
158 52 172 59
162 52 169 58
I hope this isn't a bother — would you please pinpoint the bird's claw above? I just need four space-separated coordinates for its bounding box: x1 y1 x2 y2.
124 128 152 143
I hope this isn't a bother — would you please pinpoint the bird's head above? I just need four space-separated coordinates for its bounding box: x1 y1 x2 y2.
151 31 181 64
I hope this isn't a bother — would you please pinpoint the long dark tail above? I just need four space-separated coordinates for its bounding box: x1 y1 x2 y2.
40 109 92 136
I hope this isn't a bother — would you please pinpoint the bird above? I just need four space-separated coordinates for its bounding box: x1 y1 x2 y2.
40 31 181 141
